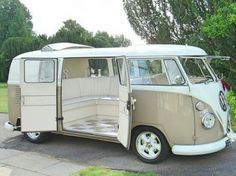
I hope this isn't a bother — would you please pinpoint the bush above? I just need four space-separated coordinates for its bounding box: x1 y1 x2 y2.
227 90 236 122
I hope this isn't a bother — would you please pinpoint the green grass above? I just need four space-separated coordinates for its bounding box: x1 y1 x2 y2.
71 167 158 176
0 83 8 112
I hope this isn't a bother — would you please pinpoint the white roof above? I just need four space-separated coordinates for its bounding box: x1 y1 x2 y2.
15 44 208 59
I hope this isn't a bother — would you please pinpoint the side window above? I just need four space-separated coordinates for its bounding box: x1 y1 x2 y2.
25 60 54 83
128 59 169 85
89 59 109 77
164 59 185 85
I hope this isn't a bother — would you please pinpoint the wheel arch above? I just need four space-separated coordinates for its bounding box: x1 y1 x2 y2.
131 124 172 147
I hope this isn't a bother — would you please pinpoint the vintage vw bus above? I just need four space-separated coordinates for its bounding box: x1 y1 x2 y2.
5 43 236 163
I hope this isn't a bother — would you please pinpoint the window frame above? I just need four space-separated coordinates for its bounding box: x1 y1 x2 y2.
24 59 55 83
163 59 186 85
128 57 186 86
116 57 128 86
179 57 215 84
88 58 109 77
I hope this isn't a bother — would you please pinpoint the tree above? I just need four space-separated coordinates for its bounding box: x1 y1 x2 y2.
123 0 232 44
199 3 236 90
123 0 236 89
0 0 33 47
0 36 44 82
49 20 93 45
0 0 33 81
92 31 113 47
50 20 131 48
92 32 131 47
112 34 131 47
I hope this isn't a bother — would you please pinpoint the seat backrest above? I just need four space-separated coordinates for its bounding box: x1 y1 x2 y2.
62 76 119 100
62 78 81 99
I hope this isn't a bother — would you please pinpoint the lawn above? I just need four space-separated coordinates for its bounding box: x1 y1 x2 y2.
0 83 8 112
71 167 158 176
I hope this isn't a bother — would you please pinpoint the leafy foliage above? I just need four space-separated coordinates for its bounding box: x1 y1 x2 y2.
123 0 236 90
227 90 236 122
198 3 236 90
123 0 231 44
92 31 131 47
49 20 93 45
0 36 44 81
0 0 32 47
0 6 131 82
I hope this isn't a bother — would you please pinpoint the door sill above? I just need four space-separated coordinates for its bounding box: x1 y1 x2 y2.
56 129 119 143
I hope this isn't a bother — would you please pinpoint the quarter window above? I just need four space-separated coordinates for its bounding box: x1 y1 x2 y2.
164 59 185 85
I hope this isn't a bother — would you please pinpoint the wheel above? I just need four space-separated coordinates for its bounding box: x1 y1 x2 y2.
24 132 51 144
132 126 170 163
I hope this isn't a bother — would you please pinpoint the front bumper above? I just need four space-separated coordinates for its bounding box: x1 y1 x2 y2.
172 131 236 155
4 121 19 131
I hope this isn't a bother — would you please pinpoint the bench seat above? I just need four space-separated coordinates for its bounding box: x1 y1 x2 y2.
63 96 119 111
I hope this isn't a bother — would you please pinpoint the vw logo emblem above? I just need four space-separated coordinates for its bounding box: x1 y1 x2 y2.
219 91 227 111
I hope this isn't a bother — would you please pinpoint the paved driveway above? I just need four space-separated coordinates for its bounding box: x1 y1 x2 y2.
1 113 236 176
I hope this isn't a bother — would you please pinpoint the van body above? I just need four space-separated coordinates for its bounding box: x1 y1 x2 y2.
5 43 236 163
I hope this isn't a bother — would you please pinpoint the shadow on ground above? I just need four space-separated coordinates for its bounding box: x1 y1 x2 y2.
2 133 236 176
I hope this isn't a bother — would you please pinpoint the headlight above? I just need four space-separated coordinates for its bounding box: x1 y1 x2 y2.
202 113 215 129
196 101 205 111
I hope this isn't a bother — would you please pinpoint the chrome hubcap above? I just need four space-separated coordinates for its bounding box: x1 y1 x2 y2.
27 132 40 139
136 131 161 160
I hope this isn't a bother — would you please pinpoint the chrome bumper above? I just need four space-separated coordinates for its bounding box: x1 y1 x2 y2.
4 121 18 131
172 131 236 156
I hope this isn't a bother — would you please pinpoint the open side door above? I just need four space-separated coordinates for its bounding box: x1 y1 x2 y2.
116 57 133 149
20 59 57 132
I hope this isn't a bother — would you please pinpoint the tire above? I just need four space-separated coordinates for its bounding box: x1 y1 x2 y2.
131 126 170 163
24 132 51 144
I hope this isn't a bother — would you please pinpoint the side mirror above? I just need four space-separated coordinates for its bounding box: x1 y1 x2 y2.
175 75 184 85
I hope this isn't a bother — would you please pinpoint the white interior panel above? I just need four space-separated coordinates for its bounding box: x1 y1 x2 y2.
22 106 56 131
23 96 56 106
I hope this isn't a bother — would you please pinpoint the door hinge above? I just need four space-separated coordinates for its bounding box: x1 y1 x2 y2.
126 100 131 110
127 97 136 111
56 117 64 121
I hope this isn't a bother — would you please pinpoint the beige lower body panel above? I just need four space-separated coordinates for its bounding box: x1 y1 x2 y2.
132 90 195 146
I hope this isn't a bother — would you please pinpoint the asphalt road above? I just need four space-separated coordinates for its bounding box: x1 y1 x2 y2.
1 113 236 176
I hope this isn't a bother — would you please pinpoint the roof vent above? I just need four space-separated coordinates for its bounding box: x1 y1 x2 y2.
41 42 93 51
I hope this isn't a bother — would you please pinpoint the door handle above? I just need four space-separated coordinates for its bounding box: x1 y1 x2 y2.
131 97 137 110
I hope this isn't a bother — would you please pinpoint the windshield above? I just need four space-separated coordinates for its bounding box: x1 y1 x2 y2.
180 58 214 84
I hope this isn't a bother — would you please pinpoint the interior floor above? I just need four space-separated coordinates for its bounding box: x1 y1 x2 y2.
63 116 118 138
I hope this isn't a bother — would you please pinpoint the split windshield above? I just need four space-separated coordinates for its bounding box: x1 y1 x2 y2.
180 58 214 84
